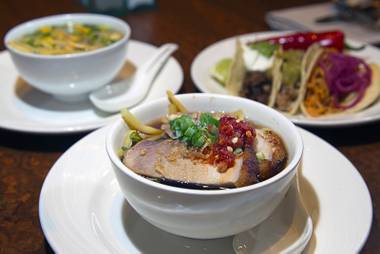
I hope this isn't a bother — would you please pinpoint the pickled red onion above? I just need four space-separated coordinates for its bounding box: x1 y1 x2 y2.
319 52 371 109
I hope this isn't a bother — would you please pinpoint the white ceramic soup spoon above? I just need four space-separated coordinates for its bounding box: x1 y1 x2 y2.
89 43 178 113
232 176 313 254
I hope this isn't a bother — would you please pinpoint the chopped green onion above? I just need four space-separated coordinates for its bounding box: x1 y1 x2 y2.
169 114 219 148
199 113 219 128
192 132 207 148
184 125 197 137
170 115 193 138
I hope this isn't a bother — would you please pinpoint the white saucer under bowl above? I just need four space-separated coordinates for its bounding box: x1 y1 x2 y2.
39 126 372 253
0 40 183 134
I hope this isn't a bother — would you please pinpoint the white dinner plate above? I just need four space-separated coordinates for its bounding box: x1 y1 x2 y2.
39 126 372 253
191 31 380 127
0 40 183 134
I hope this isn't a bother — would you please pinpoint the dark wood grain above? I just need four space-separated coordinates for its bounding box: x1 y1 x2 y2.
0 0 379 253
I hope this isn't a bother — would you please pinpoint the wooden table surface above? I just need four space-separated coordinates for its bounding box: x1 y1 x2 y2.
0 0 379 253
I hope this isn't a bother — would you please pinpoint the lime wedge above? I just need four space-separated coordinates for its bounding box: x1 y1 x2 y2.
211 58 232 85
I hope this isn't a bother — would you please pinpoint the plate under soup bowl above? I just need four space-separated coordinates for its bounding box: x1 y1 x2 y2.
106 93 303 239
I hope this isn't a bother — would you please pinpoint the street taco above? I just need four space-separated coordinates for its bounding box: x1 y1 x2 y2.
211 37 332 114
210 31 379 118
301 46 380 117
211 39 279 106
270 44 324 115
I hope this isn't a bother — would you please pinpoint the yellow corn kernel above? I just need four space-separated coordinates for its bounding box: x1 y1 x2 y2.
39 26 52 33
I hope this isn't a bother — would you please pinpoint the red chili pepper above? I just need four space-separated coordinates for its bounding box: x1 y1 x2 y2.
210 116 255 170
263 31 345 52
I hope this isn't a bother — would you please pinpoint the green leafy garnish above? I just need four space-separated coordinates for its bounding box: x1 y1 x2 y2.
122 130 143 151
192 132 207 148
199 113 219 128
169 114 219 148
279 50 304 87
249 42 279 58
199 113 219 144
170 115 194 139
130 131 143 144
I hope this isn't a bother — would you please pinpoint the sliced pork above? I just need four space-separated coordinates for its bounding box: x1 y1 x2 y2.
123 128 287 188
124 139 247 187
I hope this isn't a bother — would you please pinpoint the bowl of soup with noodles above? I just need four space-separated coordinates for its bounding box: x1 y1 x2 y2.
4 13 130 102
106 92 303 239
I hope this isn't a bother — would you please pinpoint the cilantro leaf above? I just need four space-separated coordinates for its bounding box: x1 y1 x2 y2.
249 42 278 58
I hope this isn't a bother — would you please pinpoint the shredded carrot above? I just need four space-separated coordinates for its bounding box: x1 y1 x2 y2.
303 66 340 117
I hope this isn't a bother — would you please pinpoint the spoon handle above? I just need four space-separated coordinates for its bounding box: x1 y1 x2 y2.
138 43 178 76
126 43 178 106
131 43 178 100
90 43 178 112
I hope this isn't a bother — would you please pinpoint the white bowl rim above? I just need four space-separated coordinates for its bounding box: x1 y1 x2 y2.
106 93 303 196
4 13 130 59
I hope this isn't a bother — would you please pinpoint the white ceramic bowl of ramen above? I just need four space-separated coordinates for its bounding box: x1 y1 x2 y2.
4 13 130 102
106 93 303 239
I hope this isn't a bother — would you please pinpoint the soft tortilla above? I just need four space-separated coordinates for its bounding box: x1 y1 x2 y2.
273 44 324 115
294 44 325 114
268 50 283 107
225 39 246 96
301 60 380 117
345 63 380 113
226 39 280 106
